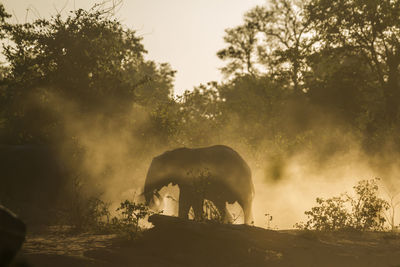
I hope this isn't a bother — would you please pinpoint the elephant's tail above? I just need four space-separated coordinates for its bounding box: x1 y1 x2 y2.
251 180 255 199
245 161 255 200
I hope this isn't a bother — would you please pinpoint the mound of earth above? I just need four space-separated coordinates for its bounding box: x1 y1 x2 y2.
14 215 400 267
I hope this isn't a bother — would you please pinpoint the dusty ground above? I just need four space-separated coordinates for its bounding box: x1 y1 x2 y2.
11 215 400 267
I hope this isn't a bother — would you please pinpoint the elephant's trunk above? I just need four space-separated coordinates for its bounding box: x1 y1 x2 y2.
143 183 154 205
143 160 166 205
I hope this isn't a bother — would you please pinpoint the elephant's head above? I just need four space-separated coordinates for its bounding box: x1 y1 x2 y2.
143 155 179 208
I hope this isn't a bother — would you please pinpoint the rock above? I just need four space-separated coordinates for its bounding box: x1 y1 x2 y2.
148 214 186 226
0 205 26 266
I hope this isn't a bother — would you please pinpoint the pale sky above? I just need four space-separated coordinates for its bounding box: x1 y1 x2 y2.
2 0 266 95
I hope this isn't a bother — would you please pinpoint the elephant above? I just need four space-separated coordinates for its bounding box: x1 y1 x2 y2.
143 145 254 224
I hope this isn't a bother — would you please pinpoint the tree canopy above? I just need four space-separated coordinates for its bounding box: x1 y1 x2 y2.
0 0 400 167
0 7 174 144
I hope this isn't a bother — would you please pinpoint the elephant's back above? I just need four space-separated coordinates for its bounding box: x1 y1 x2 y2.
191 145 254 202
160 145 252 181
156 145 254 204
199 145 250 172
167 145 249 170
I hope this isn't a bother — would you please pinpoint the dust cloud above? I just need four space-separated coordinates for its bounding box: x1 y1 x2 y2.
34 90 165 206
32 88 400 230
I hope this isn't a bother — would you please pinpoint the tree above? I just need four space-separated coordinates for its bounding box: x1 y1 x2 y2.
305 48 385 132
306 0 400 125
1 8 147 112
174 83 224 146
348 178 389 231
218 0 314 93
380 181 400 231
217 75 288 152
217 0 400 153
246 0 314 92
217 22 258 77
0 4 10 37
0 6 175 144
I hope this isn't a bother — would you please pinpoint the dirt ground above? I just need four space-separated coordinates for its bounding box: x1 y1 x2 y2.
11 215 400 267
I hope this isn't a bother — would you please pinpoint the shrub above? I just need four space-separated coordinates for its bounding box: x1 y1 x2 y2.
110 200 155 240
189 168 223 223
297 178 389 231
301 196 351 230
57 176 111 232
348 179 389 230
57 196 111 232
203 199 223 223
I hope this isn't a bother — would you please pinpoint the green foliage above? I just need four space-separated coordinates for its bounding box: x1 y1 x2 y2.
0 0 399 157
297 178 389 231
0 5 174 144
306 50 383 129
349 179 390 230
202 200 223 223
215 0 400 155
58 176 111 232
218 0 313 92
2 9 145 105
297 196 351 231
217 75 289 150
188 168 223 223
69 196 110 232
0 4 10 38
59 180 154 238
306 0 400 127
217 22 258 77
111 200 155 239
1 0 400 231
174 85 223 147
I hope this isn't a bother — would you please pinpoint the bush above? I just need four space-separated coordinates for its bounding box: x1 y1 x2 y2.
57 176 111 232
189 168 224 223
203 199 223 223
296 178 389 231
57 196 111 232
300 196 351 231
349 179 389 230
59 191 155 239
110 200 155 240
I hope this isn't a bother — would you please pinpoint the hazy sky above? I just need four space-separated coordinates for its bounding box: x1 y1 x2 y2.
2 0 266 95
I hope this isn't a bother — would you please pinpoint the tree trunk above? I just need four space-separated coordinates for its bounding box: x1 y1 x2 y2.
384 55 400 125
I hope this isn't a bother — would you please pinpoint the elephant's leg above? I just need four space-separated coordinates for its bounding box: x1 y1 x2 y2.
214 200 232 223
178 187 191 219
153 192 164 212
192 198 204 221
242 200 254 225
223 206 233 223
